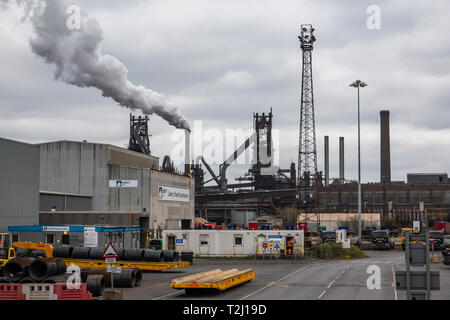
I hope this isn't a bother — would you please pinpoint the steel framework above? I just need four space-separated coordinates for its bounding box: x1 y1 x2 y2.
128 114 151 155
297 24 319 208
296 24 321 234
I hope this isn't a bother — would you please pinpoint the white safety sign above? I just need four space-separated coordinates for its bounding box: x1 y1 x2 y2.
84 227 98 247
336 229 347 244
343 238 351 249
107 265 121 273
413 221 421 233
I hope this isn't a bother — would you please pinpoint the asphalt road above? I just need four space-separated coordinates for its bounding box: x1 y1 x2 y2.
122 250 450 300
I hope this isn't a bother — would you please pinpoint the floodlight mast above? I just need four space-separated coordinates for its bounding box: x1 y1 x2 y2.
297 24 319 229
349 79 367 246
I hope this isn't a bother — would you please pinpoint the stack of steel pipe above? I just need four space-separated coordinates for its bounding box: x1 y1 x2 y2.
122 249 145 261
162 250 179 262
80 267 142 288
28 258 66 282
85 275 105 297
143 249 165 262
1 256 113 298
3 257 35 278
88 248 106 259
52 245 73 258
2 257 68 284
70 247 91 259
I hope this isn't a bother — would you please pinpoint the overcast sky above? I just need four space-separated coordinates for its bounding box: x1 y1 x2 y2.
1 0 449 184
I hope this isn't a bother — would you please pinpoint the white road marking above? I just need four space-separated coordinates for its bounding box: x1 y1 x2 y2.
239 264 315 300
318 290 327 299
317 267 347 299
326 280 335 289
152 291 181 300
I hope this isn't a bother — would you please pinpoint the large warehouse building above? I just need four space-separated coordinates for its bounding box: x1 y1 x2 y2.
39 140 159 212
0 138 40 232
38 140 195 242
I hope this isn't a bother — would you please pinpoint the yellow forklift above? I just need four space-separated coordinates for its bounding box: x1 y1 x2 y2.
0 233 16 266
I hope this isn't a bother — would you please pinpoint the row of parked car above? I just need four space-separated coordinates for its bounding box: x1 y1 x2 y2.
320 229 450 252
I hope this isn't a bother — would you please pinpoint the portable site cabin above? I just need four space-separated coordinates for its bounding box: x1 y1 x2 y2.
161 229 304 257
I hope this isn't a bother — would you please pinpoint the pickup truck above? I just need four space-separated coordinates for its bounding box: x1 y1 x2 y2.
321 231 336 244
372 230 394 250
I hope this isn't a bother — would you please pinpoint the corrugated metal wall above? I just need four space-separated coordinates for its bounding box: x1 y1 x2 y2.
108 165 150 212
0 138 39 231
40 194 92 211
149 170 195 230
39 141 110 209
39 141 151 212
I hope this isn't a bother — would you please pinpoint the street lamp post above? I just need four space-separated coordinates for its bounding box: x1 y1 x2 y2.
349 80 367 247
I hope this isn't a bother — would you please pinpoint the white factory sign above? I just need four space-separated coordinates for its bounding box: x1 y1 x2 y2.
158 185 189 202
84 227 98 247
109 180 138 188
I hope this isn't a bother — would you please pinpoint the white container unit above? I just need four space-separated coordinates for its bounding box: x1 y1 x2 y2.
162 230 304 257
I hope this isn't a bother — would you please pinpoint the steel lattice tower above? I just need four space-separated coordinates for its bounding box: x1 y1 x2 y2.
297 24 319 209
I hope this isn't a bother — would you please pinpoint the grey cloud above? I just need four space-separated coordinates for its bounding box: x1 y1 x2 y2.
0 0 449 183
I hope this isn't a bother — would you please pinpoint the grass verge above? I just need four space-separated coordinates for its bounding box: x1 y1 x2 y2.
312 244 368 260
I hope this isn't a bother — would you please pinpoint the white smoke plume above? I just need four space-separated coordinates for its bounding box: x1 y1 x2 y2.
8 0 191 130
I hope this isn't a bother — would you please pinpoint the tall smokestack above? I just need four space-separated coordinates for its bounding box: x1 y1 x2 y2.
339 137 344 182
184 130 191 175
324 136 329 187
380 110 391 183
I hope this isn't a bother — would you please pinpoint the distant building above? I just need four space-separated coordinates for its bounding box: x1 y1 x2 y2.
407 173 449 185
297 213 381 233
317 176 450 224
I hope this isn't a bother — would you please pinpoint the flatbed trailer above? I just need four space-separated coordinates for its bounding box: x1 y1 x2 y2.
170 268 254 292
11 242 190 271
63 259 190 271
